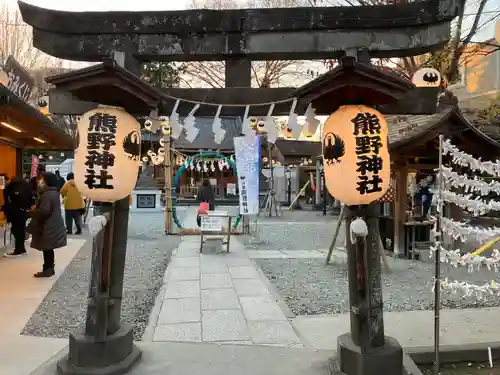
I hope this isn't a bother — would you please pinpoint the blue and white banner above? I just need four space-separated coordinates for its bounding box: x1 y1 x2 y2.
233 135 261 215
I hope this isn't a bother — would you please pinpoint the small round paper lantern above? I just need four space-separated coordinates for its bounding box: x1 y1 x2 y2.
38 98 50 115
257 120 266 132
74 106 141 203
412 68 441 87
159 138 166 147
322 105 390 206
250 118 257 129
144 119 153 131
162 125 171 135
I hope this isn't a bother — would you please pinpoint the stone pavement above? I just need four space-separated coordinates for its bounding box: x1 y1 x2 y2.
292 307 500 350
144 235 303 347
0 238 86 375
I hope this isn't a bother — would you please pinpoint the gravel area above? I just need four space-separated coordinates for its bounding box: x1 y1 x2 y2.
22 212 181 340
255 256 500 315
242 217 339 251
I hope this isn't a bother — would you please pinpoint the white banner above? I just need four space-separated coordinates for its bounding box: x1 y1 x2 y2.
234 136 261 215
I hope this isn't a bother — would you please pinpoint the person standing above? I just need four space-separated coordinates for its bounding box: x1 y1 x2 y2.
30 165 45 205
54 170 66 191
196 179 215 227
28 172 67 278
60 172 84 235
3 177 32 256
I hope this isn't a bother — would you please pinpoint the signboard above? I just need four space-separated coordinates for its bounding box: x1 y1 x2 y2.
234 136 261 215
227 183 236 195
2 55 35 102
201 216 222 232
30 155 39 178
137 194 156 208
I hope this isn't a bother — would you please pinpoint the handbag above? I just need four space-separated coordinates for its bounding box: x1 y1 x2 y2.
197 202 209 215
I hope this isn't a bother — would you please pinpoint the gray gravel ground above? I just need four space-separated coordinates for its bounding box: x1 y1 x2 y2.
242 214 338 251
255 256 500 316
22 212 181 340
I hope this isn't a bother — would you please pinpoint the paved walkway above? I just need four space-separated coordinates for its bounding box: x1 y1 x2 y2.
146 235 303 347
0 238 86 375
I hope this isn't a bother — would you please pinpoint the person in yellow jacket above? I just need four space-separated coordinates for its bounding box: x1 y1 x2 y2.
60 172 85 235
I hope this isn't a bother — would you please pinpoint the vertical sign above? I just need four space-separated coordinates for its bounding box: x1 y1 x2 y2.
234 136 261 215
3 56 35 102
30 155 39 178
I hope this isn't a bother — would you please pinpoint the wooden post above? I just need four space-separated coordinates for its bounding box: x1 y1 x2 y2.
164 136 173 234
393 163 408 257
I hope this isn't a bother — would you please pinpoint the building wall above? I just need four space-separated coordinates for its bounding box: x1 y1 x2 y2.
0 142 20 208
449 40 500 110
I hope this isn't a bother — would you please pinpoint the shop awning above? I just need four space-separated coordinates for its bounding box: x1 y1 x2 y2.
0 85 74 149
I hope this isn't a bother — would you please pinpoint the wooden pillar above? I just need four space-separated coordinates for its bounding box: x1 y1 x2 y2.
164 136 173 234
393 162 408 257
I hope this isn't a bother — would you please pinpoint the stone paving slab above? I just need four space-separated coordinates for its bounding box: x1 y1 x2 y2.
30 341 332 375
291 307 500 350
246 249 337 259
148 235 302 347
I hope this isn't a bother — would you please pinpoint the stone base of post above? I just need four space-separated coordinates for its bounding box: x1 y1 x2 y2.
57 324 142 375
329 333 403 375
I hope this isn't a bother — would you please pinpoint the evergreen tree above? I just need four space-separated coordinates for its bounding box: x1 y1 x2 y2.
141 62 185 88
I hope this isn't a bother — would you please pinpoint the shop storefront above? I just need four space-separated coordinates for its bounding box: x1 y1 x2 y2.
0 84 74 247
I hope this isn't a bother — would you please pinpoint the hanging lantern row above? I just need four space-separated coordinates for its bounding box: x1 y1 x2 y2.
180 158 233 172
261 156 282 167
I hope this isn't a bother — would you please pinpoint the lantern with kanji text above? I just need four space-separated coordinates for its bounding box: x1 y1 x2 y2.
322 105 390 205
74 106 142 203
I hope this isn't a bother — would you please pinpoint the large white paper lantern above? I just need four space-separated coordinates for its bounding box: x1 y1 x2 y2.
412 68 441 87
322 105 390 206
74 106 142 203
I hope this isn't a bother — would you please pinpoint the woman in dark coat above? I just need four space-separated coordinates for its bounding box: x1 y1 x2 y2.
28 172 67 278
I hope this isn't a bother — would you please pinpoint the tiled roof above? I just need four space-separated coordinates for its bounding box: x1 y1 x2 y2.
386 108 453 147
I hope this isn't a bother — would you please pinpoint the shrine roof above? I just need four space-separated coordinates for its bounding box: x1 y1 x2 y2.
388 106 500 154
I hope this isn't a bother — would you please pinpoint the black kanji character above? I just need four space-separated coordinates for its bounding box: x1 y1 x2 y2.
84 169 114 190
351 112 381 136
369 135 382 154
355 136 371 155
356 175 383 195
85 150 115 169
88 112 118 134
356 155 383 175
87 133 116 151
355 136 383 155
